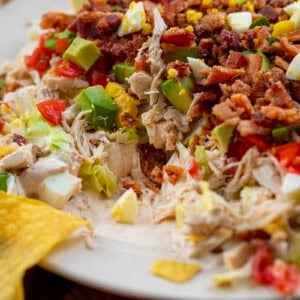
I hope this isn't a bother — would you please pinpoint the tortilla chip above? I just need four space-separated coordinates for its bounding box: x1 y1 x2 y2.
150 259 200 283
0 191 90 300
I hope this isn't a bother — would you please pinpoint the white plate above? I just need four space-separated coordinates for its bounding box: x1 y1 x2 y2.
0 1 289 299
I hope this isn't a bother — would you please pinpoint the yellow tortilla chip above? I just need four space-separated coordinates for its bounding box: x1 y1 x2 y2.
0 191 90 300
150 259 200 283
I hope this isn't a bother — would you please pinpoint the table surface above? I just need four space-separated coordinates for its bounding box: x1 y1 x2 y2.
24 266 141 300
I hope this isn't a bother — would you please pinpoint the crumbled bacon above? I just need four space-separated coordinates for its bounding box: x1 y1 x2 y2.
120 113 139 129
163 165 184 185
244 54 262 84
166 61 191 77
143 179 160 193
1 82 22 97
237 119 271 136
225 52 248 69
258 5 281 22
264 82 293 108
217 29 240 51
203 66 245 85
260 106 300 124
280 36 300 58
12 134 26 146
150 166 164 185
195 12 226 37
40 12 75 31
161 27 196 48
121 178 142 197
274 56 289 70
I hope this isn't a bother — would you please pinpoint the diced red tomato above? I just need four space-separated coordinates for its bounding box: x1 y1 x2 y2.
134 54 148 72
0 116 5 133
54 59 84 78
266 261 299 295
39 33 55 55
271 142 300 174
87 70 110 87
24 48 51 76
37 99 67 125
55 38 70 55
161 28 196 47
243 135 269 151
186 158 202 179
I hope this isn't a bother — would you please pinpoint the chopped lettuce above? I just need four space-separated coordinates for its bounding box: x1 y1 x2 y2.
50 128 73 150
79 161 117 198
109 127 138 143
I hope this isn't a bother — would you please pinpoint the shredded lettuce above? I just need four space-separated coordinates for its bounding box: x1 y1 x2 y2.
25 114 52 139
109 127 138 143
79 161 117 198
50 128 73 150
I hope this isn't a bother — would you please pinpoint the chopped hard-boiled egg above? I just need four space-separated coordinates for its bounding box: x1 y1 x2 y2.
281 173 300 200
150 259 200 283
111 188 139 224
187 57 209 79
118 1 146 37
227 12 252 34
290 9 300 29
272 20 295 38
286 53 300 80
38 172 82 208
284 1 300 15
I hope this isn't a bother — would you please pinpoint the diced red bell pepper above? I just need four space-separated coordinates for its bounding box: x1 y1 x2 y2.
186 158 202 179
271 142 300 174
54 59 84 78
37 99 67 125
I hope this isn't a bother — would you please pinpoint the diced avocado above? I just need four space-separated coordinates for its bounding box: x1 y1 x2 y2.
63 37 101 71
243 50 271 71
71 0 89 11
74 85 117 128
162 45 198 63
114 63 135 84
0 171 9 192
211 123 235 154
250 16 270 28
160 77 194 113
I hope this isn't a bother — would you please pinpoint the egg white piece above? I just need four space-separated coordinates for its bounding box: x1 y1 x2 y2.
286 52 300 80
227 12 252 34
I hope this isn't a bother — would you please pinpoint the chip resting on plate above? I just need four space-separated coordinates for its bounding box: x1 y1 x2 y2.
0 191 90 300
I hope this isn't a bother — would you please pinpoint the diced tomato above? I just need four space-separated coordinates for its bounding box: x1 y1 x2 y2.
186 158 202 179
87 70 110 87
271 142 300 174
39 33 55 55
55 38 70 55
24 48 51 76
134 54 148 72
266 261 299 295
0 117 5 133
37 99 67 125
252 241 273 285
54 59 84 78
243 135 269 151
161 28 196 47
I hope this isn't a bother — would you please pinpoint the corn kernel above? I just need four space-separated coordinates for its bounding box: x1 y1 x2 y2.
142 22 152 35
185 25 194 32
246 1 254 12
272 20 295 38
186 9 203 24
211 8 218 13
129 1 136 9
202 0 211 6
167 68 178 79
179 89 187 96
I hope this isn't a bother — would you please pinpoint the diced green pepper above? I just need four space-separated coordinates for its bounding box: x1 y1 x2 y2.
250 16 270 28
211 123 235 154
114 63 135 84
63 37 101 71
74 85 118 128
162 46 198 63
160 77 194 113
272 124 300 143
0 171 9 192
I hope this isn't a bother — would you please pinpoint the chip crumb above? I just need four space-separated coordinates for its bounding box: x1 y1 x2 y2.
150 259 200 283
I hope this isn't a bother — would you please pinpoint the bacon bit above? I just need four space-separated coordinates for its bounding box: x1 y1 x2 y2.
225 52 248 69
134 54 148 72
163 0 186 26
1 82 22 97
163 165 184 185
150 166 164 185
235 230 270 241
258 5 281 23
244 53 262 84
161 27 196 48
143 179 160 193
166 61 191 77
274 56 289 71
195 12 226 37
97 12 123 30
290 81 300 103
237 120 271 137
120 113 139 129
121 178 142 197
40 12 75 31
217 29 240 51
12 134 26 146
265 82 293 108
280 37 300 58
73 11 102 39
203 66 245 85
138 144 167 179
260 106 300 124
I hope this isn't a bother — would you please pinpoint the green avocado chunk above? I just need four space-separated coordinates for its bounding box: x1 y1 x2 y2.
162 46 198 63
160 77 194 113
114 63 135 84
74 85 117 128
211 123 235 154
63 37 101 71
243 50 271 71
0 171 9 192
